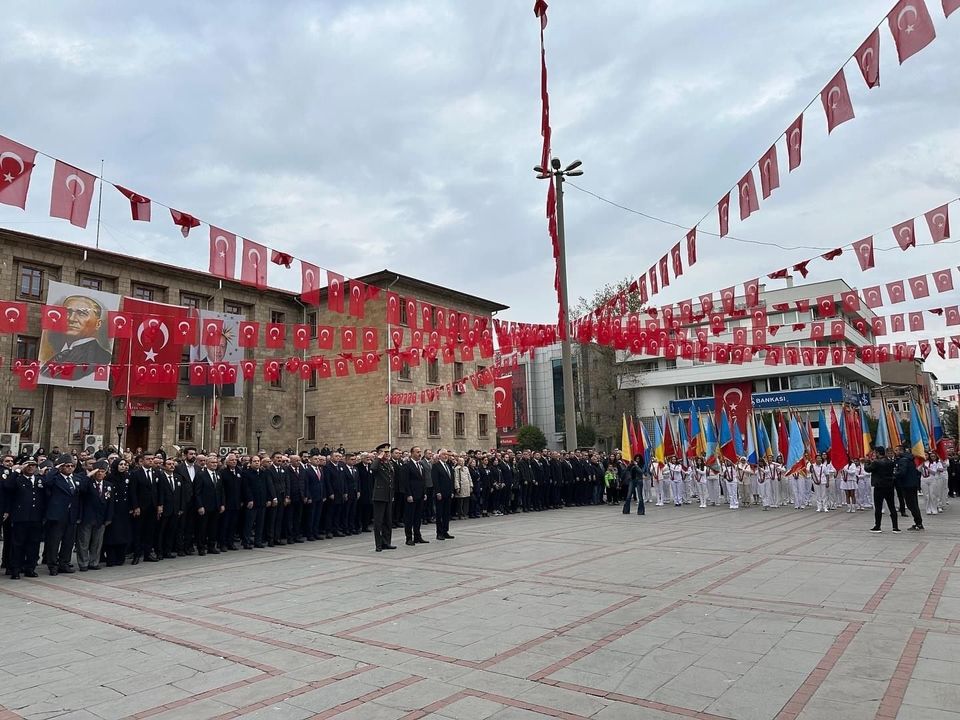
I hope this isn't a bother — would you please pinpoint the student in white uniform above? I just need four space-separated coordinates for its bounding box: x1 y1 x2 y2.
651 459 666 506
706 460 721 506
735 457 752 508
788 465 806 509
933 454 947 513
721 458 739 509
855 458 873 510
694 458 709 508
668 456 685 507
921 454 937 515
770 455 785 508
683 460 696 505
810 453 831 512
839 460 860 513
757 458 774 510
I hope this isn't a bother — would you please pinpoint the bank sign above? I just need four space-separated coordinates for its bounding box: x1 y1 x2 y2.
752 388 870 409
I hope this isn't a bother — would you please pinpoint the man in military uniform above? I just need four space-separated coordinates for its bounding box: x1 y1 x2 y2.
371 443 396 552
3 458 45 579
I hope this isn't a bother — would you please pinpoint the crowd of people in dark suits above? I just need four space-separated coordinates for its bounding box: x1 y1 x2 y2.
1 444 624 578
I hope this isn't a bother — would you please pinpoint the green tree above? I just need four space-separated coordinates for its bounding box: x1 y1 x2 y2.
944 408 958 441
574 276 645 317
576 424 597 448
516 424 548 451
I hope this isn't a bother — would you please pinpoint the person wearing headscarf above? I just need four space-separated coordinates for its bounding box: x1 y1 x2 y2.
103 457 136 566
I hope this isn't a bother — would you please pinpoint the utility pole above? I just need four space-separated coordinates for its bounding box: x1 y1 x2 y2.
535 157 583 450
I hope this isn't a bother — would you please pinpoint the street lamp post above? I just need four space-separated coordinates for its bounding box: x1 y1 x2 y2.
535 157 583 451
116 424 124 452
255 428 263 453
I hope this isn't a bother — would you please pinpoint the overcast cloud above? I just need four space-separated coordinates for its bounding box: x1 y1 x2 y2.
2 1 958 381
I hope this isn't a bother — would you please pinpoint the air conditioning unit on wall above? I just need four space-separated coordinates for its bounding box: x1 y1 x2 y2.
0 433 20 456
84 434 103 454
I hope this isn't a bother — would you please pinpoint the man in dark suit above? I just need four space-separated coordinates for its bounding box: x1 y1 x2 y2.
3 457 45 578
130 454 159 563
76 460 113 570
241 455 273 548
400 447 428 546
303 453 328 540
285 453 306 542
517 450 535 512
174 447 199 555
156 456 183 559
218 452 242 551
370 443 396 552
344 453 363 534
432 449 456 541
326 452 347 537
357 453 374 533
391 447 405 528
194 453 225 554
43 455 82 575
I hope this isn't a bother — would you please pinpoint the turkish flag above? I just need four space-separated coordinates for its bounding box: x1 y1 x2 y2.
714 381 753 435
389 327 403 348
810 322 825 340
863 286 884 308
209 227 237 279
892 314 905 333
299 363 313 381
732 327 746 346
240 360 256 380
893 219 916 251
200 318 223 347
0 135 37 209
40 305 68 331
405 299 417 329
816 296 836 317
112 298 189 399
786 347 801 365
795 299 810 314
265 323 286 349
738 170 759 220
686 228 697 266
754 144 780 200
946 0 960 17
786 115 803 171
887 280 907 304
765 347 782 366
50 161 96 228
263 360 281 382
317 325 334 350
947 306 960 326
918 340 931 360
386 292 401 325
909 312 925 331
815 348 829 366
655 255 668 289
678 299 693 323
0 301 28 333
830 320 846 339
349 280 368 319
744 279 759 308
334 357 349 378
670 243 683 277
853 317 869 335
19 363 39 390
933 268 954 293
170 209 200 238
94 365 110 382
792 261 810 279
107 311 132 339
240 238 268 288
718 192 731 237
852 236 875 271
854 29 881 88
293 324 312 349
493 373 515 428
115 185 151 221
888 0 937 64
238 321 259 348
821 248 843 261
910 275 930 299
341 326 357 350
820 69 855 133
925 204 950 242
301 261 321 305
172 316 197 345
327 271 345 313
720 287 735 314
420 303 433 332
752 327 767 346
841 291 861 312
271 250 293 268
189 362 208 386
768 269 789 280
362 326 378 351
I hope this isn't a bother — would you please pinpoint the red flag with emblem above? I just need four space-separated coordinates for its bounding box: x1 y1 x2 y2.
115 185 151 221
341 326 357 350
910 275 930 299
202 318 223 346
362 327 378 351
686 228 697 266
208 227 236 279
0 301 28 333
170 209 200 238
238 321 259 348
670 243 683 277
293 324 312 349
738 170 759 220
240 238 268 288
887 280 906 304
854 29 881 88
172 316 198 345
853 236 875 271
265 323 285 349
759 144 779 199
111 298 189 399
933 269 954 293
41 305 68 332
300 261 320 305
0 135 37 209
893 219 916 251
50 161 96 228
494 373 514 428
925 205 950 243
349 280 368 319
786 115 803 171
718 192 730 237
888 0 937 63
326 271 345 313
821 69 855 133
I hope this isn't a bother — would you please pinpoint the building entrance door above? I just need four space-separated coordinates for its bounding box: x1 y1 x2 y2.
127 417 150 453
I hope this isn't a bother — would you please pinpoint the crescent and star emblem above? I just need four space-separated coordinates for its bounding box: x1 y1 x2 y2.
827 87 842 110
137 320 169 361
789 128 801 150
0 151 25 183
897 5 918 32
214 235 229 258
5 307 20 322
65 173 86 199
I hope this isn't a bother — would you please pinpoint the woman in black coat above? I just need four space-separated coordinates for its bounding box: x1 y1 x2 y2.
103 458 136 566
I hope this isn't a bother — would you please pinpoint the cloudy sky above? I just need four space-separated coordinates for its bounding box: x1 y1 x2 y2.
2 1 958 380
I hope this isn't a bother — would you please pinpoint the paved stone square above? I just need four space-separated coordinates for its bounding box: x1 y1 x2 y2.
1 503 957 719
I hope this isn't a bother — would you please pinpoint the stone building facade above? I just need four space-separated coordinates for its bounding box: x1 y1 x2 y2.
0 230 507 456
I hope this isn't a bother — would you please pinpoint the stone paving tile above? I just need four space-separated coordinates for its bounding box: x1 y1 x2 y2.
3 504 960 720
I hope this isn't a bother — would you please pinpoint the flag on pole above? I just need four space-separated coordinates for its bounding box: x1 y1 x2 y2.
768 414 780 462
746 413 758 465
829 407 849 471
777 411 789 460
909 400 926 466
628 415 641 458
719 409 736 463
703 412 718 463
786 414 806 473
757 416 772 459
689 407 701 458
654 416 665 463
817 408 831 453
733 413 745 459
860 407 873 456
637 417 651 465
662 411 676 458
620 414 633 463
876 403 891 450
677 414 690 459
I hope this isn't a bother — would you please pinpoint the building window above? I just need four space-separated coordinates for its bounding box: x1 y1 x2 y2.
399 408 413 436
454 412 465 438
18 266 44 299
179 348 191 383
16 336 39 361
478 413 489 437
222 417 239 445
454 361 464 382
753 379 768 393
427 359 440 384
476 365 487 389
767 376 789 392
270 373 283 390
270 310 285 325
399 361 412 381
70 410 94 444
224 301 244 316
307 367 317 389
675 384 714 400
177 415 196 443
399 298 409 326
78 274 104 291
307 311 317 338
10 407 33 441
181 293 204 310
132 284 157 301
428 410 441 437
306 415 316 440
